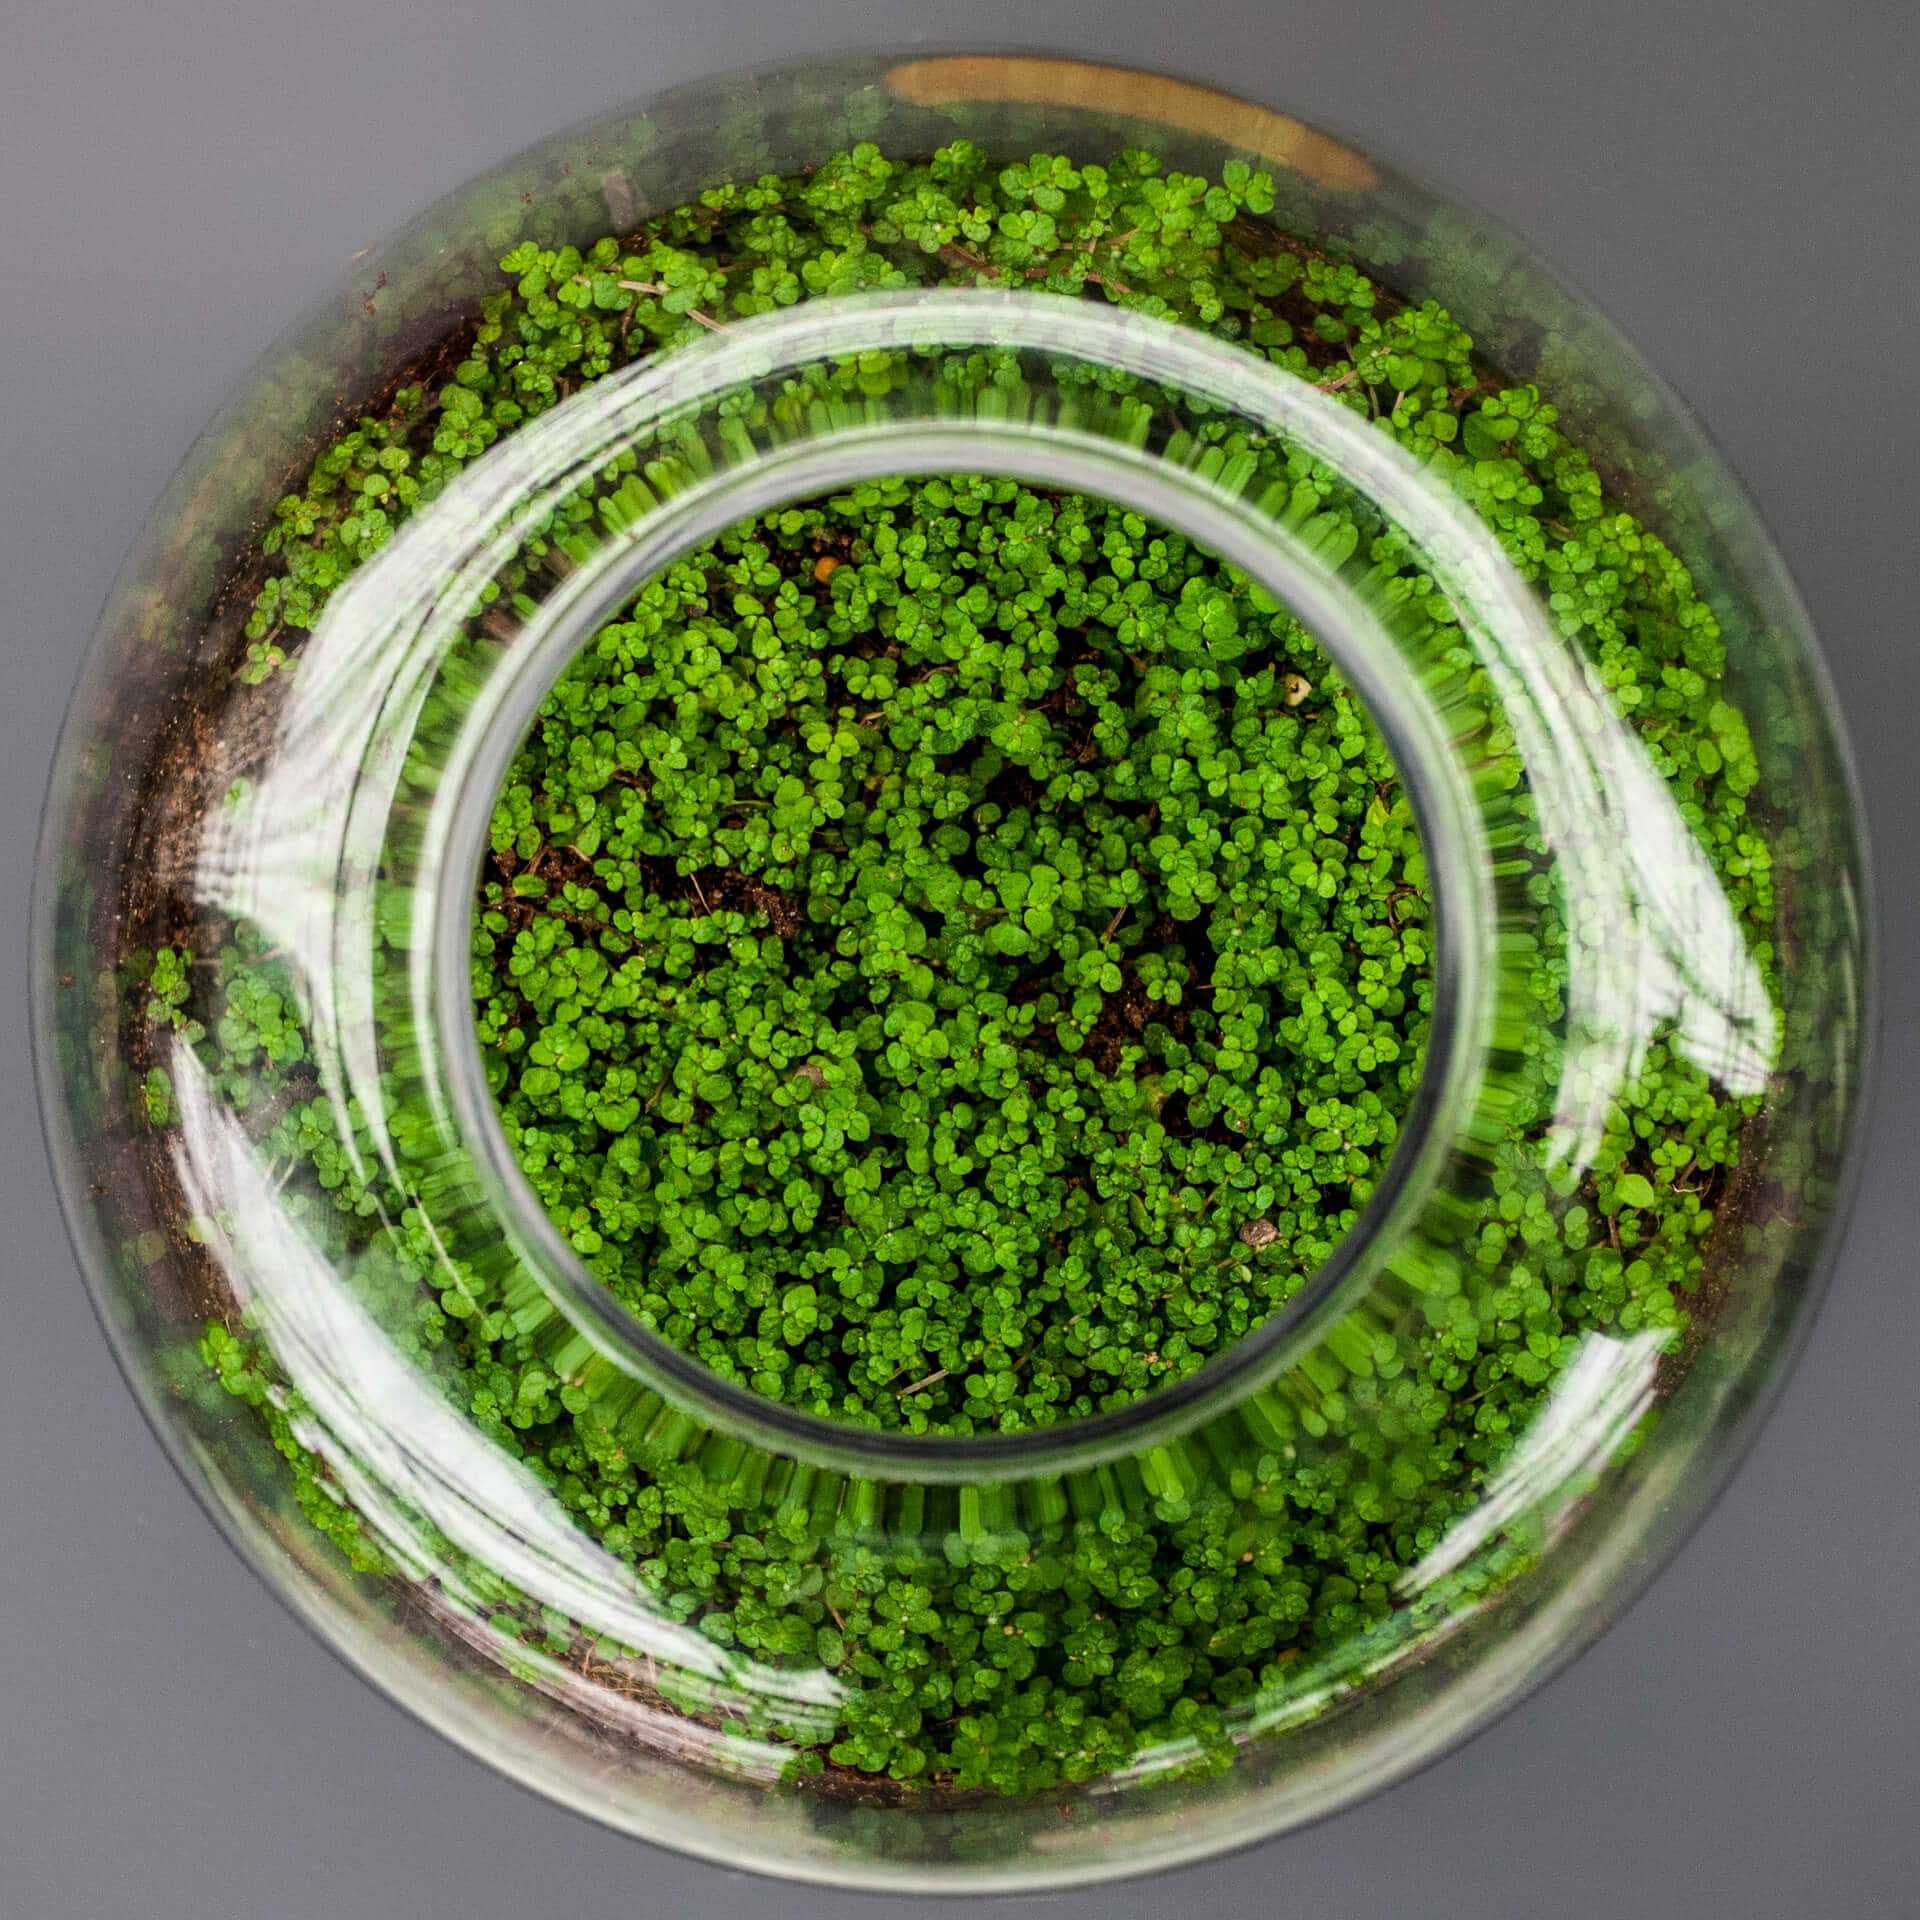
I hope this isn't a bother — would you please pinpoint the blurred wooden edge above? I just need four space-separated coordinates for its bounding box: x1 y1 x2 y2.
885 56 1379 192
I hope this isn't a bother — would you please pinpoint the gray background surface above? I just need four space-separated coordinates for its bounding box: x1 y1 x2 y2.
3 3 1915 1915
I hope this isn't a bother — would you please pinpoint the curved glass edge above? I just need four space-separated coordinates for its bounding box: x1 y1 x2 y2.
31 52 1873 1891
394 302 1507 1485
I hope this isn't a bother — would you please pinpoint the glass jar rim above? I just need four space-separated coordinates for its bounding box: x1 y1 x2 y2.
397 289 1502 1481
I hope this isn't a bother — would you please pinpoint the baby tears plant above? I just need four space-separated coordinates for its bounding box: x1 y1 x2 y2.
142 140 1776 1796
475 476 1429 1434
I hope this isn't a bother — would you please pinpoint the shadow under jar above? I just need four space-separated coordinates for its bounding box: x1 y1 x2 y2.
33 52 1870 1891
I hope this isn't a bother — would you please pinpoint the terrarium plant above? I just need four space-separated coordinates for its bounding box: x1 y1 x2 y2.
121 138 1776 1794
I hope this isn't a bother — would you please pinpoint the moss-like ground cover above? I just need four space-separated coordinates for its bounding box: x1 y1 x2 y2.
143 141 1773 1794
478 476 1428 1435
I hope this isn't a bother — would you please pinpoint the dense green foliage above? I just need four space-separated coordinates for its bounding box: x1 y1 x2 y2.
143 141 1777 1796
478 479 1429 1433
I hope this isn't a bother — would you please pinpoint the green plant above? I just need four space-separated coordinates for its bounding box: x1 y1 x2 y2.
145 140 1773 1795
478 476 1429 1434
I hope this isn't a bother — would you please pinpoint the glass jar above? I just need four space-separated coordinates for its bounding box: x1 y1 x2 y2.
32 52 1871 1891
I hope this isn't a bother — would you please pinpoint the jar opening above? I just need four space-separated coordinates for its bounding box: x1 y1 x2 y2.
428 422 1488 1480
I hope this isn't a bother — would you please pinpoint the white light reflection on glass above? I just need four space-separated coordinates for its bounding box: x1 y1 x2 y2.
166 1040 843 1754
